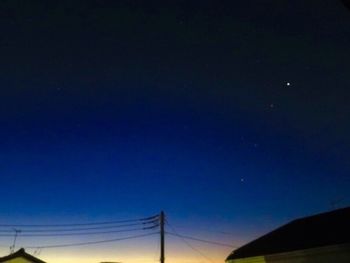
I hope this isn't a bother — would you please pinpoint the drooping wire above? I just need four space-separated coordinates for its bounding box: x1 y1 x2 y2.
0 226 159 237
0 221 158 233
165 221 215 263
166 232 236 248
164 218 236 248
169 225 238 236
24 232 159 249
0 215 159 228
0 214 160 255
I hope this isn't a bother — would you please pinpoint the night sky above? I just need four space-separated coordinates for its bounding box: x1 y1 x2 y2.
1 1 350 263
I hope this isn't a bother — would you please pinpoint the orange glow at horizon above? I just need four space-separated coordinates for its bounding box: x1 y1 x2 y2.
0 236 240 263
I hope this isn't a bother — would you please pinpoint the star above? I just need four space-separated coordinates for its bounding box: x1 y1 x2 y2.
286 82 291 86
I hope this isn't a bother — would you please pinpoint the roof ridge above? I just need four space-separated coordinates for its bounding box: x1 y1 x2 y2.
226 206 350 260
0 248 46 263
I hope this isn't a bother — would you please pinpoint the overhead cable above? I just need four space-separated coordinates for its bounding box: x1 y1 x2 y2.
0 215 159 228
165 220 236 248
166 232 236 248
0 226 158 237
25 232 159 249
165 221 215 263
0 221 158 233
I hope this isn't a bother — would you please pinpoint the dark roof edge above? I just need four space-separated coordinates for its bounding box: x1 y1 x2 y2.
227 243 350 261
0 248 46 263
226 218 298 260
226 206 350 261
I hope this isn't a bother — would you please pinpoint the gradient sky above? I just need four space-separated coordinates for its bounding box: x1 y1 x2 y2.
1 1 350 263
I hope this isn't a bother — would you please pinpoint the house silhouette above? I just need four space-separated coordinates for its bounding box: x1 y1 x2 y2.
226 207 350 263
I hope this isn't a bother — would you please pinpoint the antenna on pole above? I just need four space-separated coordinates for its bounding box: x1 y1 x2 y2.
160 211 165 263
10 228 21 254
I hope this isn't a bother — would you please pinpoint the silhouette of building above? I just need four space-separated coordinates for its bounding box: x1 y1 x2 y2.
0 248 46 263
226 207 350 263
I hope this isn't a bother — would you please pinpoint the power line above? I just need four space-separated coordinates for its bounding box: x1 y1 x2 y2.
25 232 159 249
165 221 215 263
0 226 158 237
170 226 237 236
0 221 158 233
0 215 159 228
175 235 215 263
165 219 236 248
166 232 236 248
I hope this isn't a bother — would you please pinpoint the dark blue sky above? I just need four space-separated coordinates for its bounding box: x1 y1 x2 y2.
0 1 350 262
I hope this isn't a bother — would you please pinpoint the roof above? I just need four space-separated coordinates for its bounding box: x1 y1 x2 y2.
0 248 46 263
226 206 350 260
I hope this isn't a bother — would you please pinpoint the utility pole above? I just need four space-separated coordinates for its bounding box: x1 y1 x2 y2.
160 211 165 263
